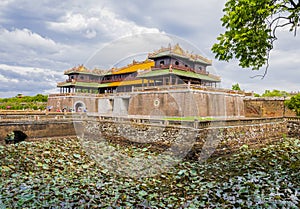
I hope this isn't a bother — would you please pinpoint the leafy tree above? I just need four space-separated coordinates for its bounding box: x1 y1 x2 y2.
0 94 48 110
232 83 241 90
285 93 300 115
32 94 48 102
212 0 300 75
261 89 289 97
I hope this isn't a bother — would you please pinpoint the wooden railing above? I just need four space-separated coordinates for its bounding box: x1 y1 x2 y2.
101 76 136 83
152 65 210 75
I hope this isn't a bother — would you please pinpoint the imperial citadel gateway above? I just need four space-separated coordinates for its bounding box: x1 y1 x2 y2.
47 44 245 118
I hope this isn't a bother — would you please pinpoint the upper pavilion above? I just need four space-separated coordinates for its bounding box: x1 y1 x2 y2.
138 44 220 87
57 44 221 94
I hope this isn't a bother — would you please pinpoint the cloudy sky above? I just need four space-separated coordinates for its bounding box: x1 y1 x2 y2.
0 0 299 97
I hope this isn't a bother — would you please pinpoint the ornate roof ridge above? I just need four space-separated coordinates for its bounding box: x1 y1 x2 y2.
64 65 107 75
148 43 212 64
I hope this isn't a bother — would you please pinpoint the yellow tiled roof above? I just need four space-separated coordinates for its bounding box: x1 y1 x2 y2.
111 60 154 75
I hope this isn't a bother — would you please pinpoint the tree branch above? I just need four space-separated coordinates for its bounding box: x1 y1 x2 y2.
269 15 291 28
276 22 294 28
289 0 297 8
269 15 293 38
249 48 270 79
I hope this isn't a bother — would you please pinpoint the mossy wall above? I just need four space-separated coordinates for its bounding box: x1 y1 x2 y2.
0 120 76 144
82 118 288 157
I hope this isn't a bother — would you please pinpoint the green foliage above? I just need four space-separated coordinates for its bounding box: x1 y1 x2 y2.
261 89 289 97
231 83 241 91
285 93 300 116
0 137 299 208
164 116 214 121
0 94 48 110
212 0 300 71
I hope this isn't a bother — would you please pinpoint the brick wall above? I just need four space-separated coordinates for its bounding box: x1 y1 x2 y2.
128 90 244 117
244 98 296 117
47 95 98 112
0 120 76 144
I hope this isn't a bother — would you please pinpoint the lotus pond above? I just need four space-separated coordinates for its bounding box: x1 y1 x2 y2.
0 137 299 208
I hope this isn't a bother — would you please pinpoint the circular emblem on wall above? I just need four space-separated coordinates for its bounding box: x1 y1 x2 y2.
153 98 160 107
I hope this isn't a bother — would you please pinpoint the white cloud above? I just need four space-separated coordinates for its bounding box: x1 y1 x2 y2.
0 64 64 97
0 0 14 7
0 73 18 83
0 64 61 76
0 28 58 53
47 7 161 39
48 12 90 31
0 27 95 71
85 29 97 39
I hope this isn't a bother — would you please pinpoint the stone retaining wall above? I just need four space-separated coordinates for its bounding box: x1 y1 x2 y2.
287 120 300 138
1 115 298 158
82 118 287 158
0 120 76 144
244 98 296 117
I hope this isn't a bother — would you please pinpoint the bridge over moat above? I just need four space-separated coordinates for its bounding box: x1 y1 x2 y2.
0 112 78 143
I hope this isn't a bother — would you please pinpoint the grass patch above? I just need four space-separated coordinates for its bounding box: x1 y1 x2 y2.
164 116 215 121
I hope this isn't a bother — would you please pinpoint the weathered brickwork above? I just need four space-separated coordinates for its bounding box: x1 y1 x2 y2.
244 98 296 117
287 120 300 138
82 118 287 157
48 92 297 119
128 91 245 117
47 95 98 112
1 115 298 157
48 89 245 118
0 120 76 144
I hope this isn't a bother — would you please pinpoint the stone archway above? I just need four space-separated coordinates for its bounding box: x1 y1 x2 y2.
5 130 27 144
74 101 86 112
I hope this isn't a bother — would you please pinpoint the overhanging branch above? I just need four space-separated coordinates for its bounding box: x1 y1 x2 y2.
289 0 297 8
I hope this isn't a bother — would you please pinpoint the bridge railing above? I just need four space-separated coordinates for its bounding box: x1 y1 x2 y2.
0 111 75 121
285 116 300 122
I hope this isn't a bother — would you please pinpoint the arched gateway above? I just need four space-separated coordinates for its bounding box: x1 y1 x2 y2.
74 101 86 112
